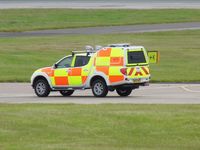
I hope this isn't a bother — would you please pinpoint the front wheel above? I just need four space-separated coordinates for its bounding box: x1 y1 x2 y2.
91 79 108 97
34 79 50 97
116 88 132 97
60 90 74 97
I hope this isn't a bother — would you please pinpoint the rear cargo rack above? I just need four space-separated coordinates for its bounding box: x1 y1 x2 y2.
71 45 98 56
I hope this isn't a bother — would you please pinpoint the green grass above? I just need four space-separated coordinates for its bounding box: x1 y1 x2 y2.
0 104 200 150
0 30 200 82
0 9 200 32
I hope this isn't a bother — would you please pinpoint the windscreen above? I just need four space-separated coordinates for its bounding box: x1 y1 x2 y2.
127 51 146 64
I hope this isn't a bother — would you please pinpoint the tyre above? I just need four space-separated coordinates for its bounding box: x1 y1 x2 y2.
116 87 132 97
60 90 74 97
34 79 50 97
91 79 108 97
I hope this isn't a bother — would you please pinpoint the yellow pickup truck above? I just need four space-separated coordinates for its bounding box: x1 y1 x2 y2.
31 44 159 97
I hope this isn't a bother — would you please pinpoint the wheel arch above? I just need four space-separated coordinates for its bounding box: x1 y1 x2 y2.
31 72 52 89
90 75 107 87
32 76 49 87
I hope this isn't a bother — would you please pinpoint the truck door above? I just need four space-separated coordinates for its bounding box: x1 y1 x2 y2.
67 55 91 87
53 56 73 87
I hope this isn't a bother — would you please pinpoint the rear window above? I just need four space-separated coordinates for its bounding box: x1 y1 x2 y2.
127 51 146 64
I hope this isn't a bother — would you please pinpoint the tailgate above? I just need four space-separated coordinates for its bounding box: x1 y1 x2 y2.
125 48 150 82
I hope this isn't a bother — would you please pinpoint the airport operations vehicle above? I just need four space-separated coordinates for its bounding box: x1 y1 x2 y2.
31 44 159 97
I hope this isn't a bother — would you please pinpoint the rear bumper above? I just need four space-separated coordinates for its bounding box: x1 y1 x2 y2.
108 82 149 91
124 76 150 83
108 76 150 89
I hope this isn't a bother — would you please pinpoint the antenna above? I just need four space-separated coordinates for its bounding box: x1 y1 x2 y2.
93 35 96 49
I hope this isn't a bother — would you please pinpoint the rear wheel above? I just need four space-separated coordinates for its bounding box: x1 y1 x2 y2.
34 79 50 97
60 90 74 97
91 79 108 97
116 88 132 97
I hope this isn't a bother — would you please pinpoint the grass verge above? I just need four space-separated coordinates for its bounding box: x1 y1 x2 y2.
0 104 200 150
0 30 200 82
0 9 200 32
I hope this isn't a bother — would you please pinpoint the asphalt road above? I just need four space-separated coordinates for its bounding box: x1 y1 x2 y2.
1 22 200 38
0 83 199 104
1 0 200 9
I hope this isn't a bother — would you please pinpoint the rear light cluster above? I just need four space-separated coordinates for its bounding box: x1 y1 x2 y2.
120 68 127 75
120 67 135 76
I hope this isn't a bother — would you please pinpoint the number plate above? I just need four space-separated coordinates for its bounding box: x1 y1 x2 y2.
132 78 141 83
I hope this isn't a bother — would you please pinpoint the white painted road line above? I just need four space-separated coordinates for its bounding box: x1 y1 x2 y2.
181 86 200 93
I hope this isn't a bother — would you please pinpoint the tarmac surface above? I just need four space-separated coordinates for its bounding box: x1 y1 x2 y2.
1 22 200 38
1 0 200 9
0 83 199 104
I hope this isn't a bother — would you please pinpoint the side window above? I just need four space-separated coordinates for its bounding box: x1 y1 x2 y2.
74 56 90 67
57 56 73 68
